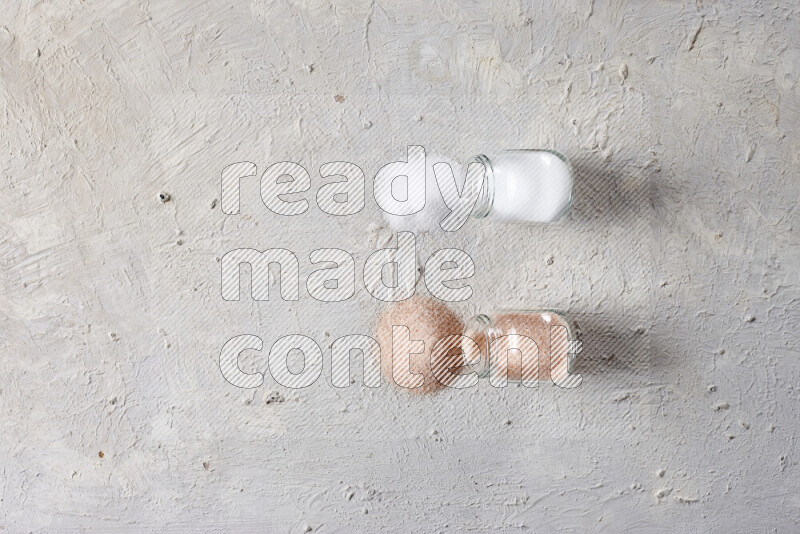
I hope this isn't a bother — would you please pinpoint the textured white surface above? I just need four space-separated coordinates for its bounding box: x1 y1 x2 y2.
1 1 799 532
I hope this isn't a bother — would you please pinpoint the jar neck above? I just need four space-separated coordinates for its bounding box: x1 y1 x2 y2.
463 313 500 377
469 154 494 219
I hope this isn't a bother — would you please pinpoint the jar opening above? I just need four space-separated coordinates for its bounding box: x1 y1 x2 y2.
469 154 494 219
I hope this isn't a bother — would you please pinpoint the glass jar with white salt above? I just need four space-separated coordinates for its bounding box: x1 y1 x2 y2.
469 150 573 223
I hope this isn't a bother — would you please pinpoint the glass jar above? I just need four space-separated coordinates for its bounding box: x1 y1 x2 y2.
470 150 573 223
461 309 582 388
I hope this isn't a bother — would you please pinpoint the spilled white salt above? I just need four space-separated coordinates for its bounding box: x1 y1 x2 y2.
378 153 463 234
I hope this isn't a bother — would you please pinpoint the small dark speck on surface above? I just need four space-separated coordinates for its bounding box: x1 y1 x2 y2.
98 451 104 458
334 95 345 103
158 192 171 203
265 391 285 405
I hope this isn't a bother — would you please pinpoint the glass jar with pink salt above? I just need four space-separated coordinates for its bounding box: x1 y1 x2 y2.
461 310 582 388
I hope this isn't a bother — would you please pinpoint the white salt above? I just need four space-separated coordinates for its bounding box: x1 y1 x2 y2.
378 153 463 233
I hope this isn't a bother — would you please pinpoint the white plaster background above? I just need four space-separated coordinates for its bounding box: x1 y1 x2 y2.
1 0 798 531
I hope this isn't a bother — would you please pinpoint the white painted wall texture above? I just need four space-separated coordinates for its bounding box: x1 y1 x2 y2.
1 0 799 531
